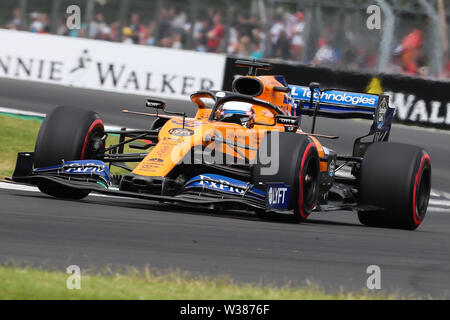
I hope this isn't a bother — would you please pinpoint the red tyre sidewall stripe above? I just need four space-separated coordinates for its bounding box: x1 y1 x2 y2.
412 153 430 225
298 143 315 219
80 119 104 160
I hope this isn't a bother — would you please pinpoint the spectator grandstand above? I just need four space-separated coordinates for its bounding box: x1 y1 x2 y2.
1 0 450 80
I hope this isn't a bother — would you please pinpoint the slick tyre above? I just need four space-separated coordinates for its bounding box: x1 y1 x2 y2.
34 106 105 199
253 132 320 223
357 142 431 230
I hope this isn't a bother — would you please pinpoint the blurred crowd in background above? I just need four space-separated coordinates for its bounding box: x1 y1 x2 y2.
2 0 450 80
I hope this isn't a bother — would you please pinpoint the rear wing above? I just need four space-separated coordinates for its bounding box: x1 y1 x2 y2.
290 85 394 129
290 85 390 119
289 84 395 157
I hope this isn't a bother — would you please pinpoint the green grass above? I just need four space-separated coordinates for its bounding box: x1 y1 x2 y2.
0 114 42 177
0 114 133 177
0 265 394 300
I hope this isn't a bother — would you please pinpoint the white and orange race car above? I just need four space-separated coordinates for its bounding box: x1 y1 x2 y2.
10 60 431 230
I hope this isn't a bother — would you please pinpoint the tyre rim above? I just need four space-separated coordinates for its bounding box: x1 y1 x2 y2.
302 157 318 208
416 167 431 220
84 129 104 160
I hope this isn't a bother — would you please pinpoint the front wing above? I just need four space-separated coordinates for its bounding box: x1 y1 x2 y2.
9 152 378 213
9 152 268 210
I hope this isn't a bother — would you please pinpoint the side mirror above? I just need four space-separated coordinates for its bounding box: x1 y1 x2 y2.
309 82 320 92
273 86 291 93
146 99 166 110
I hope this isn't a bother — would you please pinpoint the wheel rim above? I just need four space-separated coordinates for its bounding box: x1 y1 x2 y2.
83 127 104 160
416 167 431 220
302 157 318 208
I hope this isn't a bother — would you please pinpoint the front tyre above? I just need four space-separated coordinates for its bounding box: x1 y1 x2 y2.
253 132 320 223
357 142 431 230
34 106 105 199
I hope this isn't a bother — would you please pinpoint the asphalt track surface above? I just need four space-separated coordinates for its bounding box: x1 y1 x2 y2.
1 78 450 298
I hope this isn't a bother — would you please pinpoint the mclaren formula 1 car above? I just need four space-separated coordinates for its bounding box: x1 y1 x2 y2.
10 60 431 230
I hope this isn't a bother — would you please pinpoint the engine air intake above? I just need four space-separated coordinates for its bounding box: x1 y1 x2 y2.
232 77 263 97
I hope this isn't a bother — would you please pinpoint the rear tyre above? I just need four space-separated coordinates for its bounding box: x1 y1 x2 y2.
357 142 431 230
253 132 320 223
34 106 105 199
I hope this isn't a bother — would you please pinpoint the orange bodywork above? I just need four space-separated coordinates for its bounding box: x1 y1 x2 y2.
133 75 326 177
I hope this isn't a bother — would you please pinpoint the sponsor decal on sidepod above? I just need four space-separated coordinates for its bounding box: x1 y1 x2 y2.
266 183 291 210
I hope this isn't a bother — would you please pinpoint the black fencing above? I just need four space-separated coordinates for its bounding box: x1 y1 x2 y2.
223 57 450 130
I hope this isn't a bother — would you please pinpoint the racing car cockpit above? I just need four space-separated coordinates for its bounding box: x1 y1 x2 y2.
191 90 286 129
216 101 255 127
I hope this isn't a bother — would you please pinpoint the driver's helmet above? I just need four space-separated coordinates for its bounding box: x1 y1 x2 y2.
218 101 255 126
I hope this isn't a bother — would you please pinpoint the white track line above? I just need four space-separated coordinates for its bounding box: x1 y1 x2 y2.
0 181 113 198
0 107 45 117
0 181 38 192
427 207 450 213
0 106 135 132
430 190 450 200
428 199 450 207
431 189 441 197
